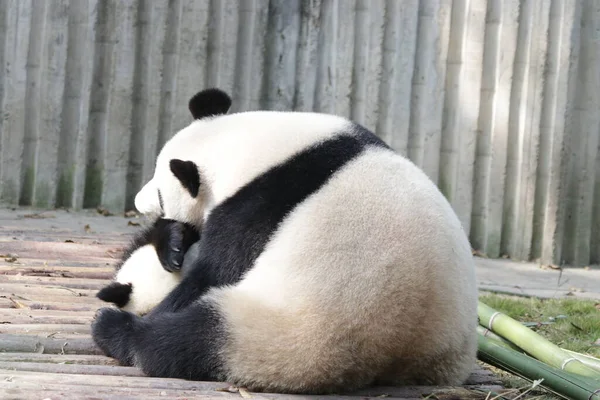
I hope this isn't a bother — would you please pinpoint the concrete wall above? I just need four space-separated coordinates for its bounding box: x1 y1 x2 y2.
0 0 598 267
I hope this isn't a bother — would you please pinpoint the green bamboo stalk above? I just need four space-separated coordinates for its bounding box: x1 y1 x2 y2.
478 333 600 400
564 350 600 373
478 302 600 380
477 325 522 351
476 325 600 373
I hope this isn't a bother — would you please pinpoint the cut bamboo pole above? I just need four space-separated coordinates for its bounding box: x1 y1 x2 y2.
478 333 600 400
564 350 600 373
478 302 600 380
478 324 600 373
477 325 521 351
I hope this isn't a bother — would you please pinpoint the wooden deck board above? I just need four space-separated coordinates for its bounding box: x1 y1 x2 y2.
0 208 503 399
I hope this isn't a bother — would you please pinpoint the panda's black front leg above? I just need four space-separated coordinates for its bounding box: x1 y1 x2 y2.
152 219 200 273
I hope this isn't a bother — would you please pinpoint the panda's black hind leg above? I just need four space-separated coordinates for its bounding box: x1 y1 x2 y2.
93 302 224 381
91 307 141 366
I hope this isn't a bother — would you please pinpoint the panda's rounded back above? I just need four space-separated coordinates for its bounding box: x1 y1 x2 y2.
206 145 478 391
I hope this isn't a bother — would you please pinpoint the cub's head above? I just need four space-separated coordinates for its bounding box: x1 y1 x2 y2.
134 88 232 226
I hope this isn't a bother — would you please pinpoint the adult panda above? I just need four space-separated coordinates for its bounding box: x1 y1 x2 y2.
92 88 478 394
96 218 200 315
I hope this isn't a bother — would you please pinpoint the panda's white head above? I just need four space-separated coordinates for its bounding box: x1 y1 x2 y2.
134 88 232 226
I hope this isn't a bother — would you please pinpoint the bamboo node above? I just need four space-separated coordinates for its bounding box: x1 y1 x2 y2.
589 388 600 400
560 357 577 370
488 312 501 330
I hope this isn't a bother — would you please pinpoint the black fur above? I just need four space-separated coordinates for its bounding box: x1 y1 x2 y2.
188 88 232 120
153 218 201 271
169 159 201 198
114 218 200 273
92 123 390 379
96 218 201 307
96 282 132 308
93 300 225 380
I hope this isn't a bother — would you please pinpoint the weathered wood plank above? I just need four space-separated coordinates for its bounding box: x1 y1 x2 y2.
463 364 503 386
0 309 97 319
0 258 117 269
0 333 99 354
0 389 247 400
0 369 500 399
0 298 100 311
0 323 90 335
0 264 114 278
0 232 131 246
0 386 418 400
0 239 123 259
0 282 101 298
0 361 144 376
0 274 107 290
0 352 118 365
0 308 95 324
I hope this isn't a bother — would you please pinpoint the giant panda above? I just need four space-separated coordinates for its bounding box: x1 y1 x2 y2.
91 88 479 394
96 218 200 315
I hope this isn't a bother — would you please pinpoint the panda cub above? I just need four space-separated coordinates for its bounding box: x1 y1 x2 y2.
96 218 199 316
92 88 479 394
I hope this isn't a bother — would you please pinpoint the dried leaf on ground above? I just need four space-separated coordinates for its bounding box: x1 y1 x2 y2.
22 213 55 219
97 207 113 216
9 297 29 309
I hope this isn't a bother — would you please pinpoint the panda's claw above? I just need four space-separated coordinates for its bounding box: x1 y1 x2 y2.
168 252 184 270
158 251 183 273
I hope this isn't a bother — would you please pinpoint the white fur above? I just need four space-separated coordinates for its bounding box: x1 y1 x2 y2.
115 245 181 315
136 110 478 392
135 111 351 226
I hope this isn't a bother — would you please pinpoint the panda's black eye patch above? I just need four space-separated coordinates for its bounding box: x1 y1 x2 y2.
158 189 164 211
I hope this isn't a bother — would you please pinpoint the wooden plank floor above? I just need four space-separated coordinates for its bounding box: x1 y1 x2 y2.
0 207 504 399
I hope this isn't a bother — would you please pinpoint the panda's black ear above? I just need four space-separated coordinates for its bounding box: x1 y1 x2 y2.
169 159 201 198
96 282 132 308
188 88 232 120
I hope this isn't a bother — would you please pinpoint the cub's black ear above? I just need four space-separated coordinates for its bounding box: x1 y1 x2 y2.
97 282 132 308
169 159 201 197
188 88 232 120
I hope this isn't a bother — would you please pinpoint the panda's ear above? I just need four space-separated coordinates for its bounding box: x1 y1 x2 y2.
96 282 132 308
188 88 232 120
169 159 201 198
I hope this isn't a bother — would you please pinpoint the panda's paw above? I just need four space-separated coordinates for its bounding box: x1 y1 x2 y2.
91 307 139 366
155 220 187 272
